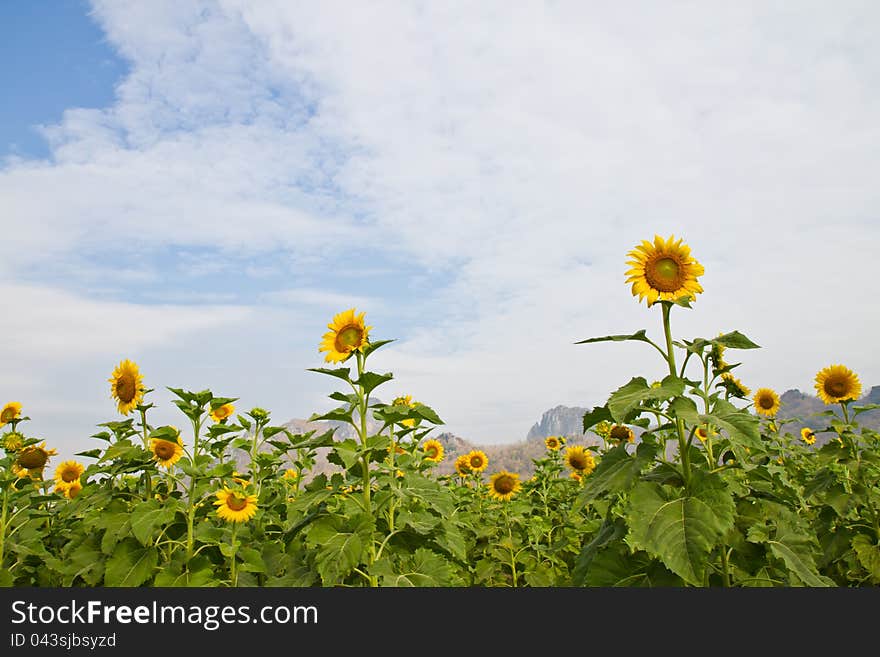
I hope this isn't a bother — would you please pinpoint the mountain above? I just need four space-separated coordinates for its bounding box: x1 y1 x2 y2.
525 405 590 442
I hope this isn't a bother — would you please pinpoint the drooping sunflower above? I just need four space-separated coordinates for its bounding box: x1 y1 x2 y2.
214 488 259 523
466 450 488 473
108 359 144 415
710 337 728 373
814 365 862 405
564 446 596 474
487 471 521 501
55 479 82 499
2 431 24 452
801 427 817 445
721 372 751 398
752 388 781 417
609 424 635 444
318 308 372 364
454 454 471 476
53 460 85 491
150 434 184 469
210 403 235 423
421 439 444 463
0 401 22 427
625 235 705 306
16 442 57 475
544 435 564 451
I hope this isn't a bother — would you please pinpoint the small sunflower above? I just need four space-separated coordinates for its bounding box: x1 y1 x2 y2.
53 460 84 491
318 308 372 364
55 479 83 499
570 471 583 483
544 435 564 451
721 372 751 398
710 337 728 373
108 359 144 415
487 471 521 501
695 426 712 443
150 434 184 469
16 442 57 473
625 234 705 306
0 401 22 426
814 365 862 405
454 454 471 476
210 403 235 423
752 388 780 417
214 488 259 523
2 431 24 452
466 450 489 473
564 446 596 474
593 421 612 439
609 424 635 444
801 427 817 446
392 395 421 428
282 468 299 482
421 439 444 463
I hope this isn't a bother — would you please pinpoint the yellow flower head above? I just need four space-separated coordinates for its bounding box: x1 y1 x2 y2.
465 450 488 473
695 426 712 443
487 471 521 501
283 468 299 482
625 235 705 306
721 372 751 398
801 427 817 446
710 336 728 372
108 359 144 415
0 401 22 426
16 442 57 474
2 431 24 452
454 454 471 476
53 460 85 491
814 365 861 405
609 424 635 444
210 403 235 423
564 446 596 474
421 439 444 463
55 479 83 499
319 308 372 364
593 421 612 439
214 488 259 523
570 471 583 483
544 436 564 451
752 388 780 417
392 395 421 428
150 433 184 469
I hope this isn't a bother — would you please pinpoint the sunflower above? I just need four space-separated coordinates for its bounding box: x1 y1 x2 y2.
108 359 144 415
454 454 471 476
695 426 712 443
150 434 184 469
392 395 420 428
721 372 751 398
710 337 728 373
801 427 817 446
544 436 564 451
466 450 488 473
318 308 372 364
214 488 259 523
11 463 29 479
564 446 596 474
422 439 444 463
593 421 612 439
282 468 299 482
53 460 84 491
570 471 583 483
55 479 82 499
0 401 22 426
2 431 24 452
625 235 705 306
487 471 521 501
609 424 635 444
814 365 862 405
16 442 57 475
210 403 235 423
752 388 780 417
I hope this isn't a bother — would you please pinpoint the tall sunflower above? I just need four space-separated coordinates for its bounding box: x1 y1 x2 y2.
318 308 372 364
487 471 521 501
801 427 817 445
609 424 635 444
53 460 84 491
544 436 564 451
752 388 781 417
564 446 596 475
421 439 444 463
108 359 144 415
465 450 489 473
215 488 259 523
210 403 235 423
150 434 184 469
0 401 22 426
814 365 861 405
625 235 705 306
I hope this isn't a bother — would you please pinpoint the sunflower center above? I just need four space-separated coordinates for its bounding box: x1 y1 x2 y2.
494 476 515 494
469 456 484 468
61 469 78 483
18 449 48 469
825 379 849 398
115 373 136 403
610 426 630 442
425 446 438 459
226 495 249 511
646 257 683 292
568 453 588 471
759 396 775 409
335 325 363 352
154 441 175 460
1 409 14 423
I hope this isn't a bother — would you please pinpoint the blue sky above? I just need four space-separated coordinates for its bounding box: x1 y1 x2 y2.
2 1 879 462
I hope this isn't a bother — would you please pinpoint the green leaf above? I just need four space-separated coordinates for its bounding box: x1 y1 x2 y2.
583 405 612 433
626 473 735 586
154 556 217 587
607 375 685 422
572 517 627 585
104 538 158 587
308 515 371 585
414 404 444 425
852 535 880 583
307 367 352 383
355 371 394 396
575 329 654 346
373 548 454 586
713 331 760 350
74 449 102 459
130 500 177 546
362 339 395 358
700 399 762 460
309 407 355 424
576 442 658 508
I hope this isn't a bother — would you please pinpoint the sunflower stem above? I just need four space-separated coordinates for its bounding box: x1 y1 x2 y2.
139 408 152 500
661 303 691 486
355 351 377 587
229 521 239 587
0 486 9 568
185 415 203 562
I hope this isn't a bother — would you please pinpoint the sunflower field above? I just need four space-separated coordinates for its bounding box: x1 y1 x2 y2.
2 235 879 587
